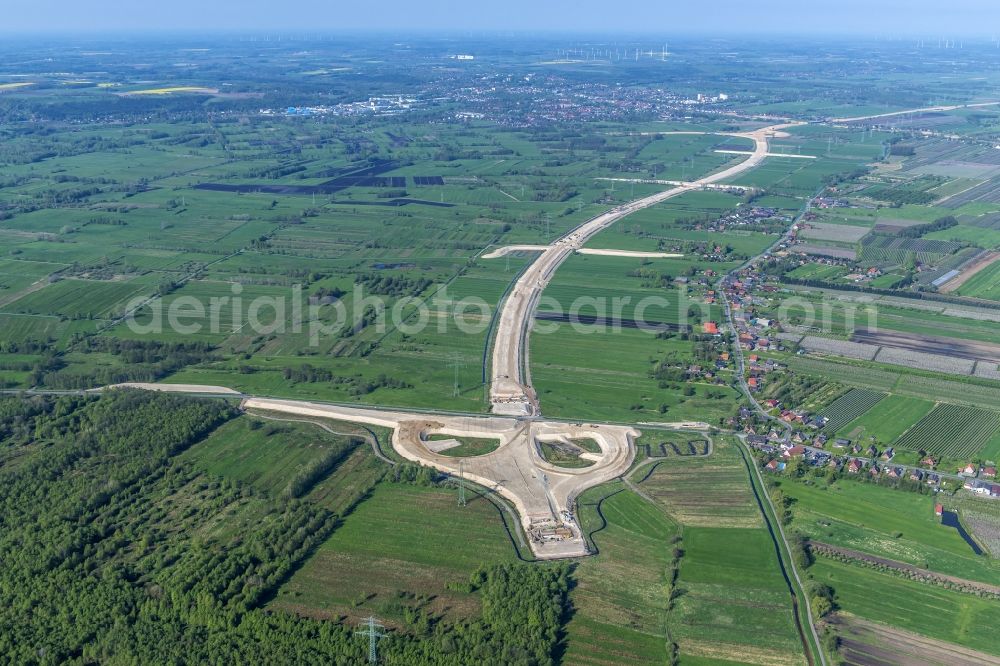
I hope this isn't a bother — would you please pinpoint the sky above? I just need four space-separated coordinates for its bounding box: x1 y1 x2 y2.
2 0 998 35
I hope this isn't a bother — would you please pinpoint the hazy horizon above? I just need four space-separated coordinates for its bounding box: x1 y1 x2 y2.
2 0 998 36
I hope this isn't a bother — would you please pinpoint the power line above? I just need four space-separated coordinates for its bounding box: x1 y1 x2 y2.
356 616 386 664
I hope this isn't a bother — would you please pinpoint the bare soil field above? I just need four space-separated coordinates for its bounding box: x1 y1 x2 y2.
974 361 1000 380
795 335 879 361
794 243 858 260
831 614 1000 666
798 222 870 243
873 346 976 375
874 218 931 234
939 251 1000 293
852 328 1000 363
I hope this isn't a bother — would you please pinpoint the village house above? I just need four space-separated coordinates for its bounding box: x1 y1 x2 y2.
969 480 994 496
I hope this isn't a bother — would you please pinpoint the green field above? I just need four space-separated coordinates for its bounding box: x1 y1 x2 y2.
566 482 678 665
817 388 886 433
672 527 807 666
532 323 739 425
894 403 1000 458
955 259 1000 300
634 430 710 458
810 558 1000 656
835 394 934 444
271 482 521 625
779 478 1000 584
180 415 362 496
566 436 813 666
1 277 150 319
635 439 762 528
780 355 1000 410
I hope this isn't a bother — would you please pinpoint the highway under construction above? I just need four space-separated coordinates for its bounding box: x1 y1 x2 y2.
111 121 794 559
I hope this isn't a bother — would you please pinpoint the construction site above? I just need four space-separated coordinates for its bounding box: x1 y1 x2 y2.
110 123 789 559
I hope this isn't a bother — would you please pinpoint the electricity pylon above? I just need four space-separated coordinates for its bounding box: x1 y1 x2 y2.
356 616 385 664
458 459 467 507
448 353 464 398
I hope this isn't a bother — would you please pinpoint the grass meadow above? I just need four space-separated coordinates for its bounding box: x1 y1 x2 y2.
779 478 1000 585
810 558 1000 655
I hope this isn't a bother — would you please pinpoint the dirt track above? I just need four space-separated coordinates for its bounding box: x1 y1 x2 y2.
939 250 1000 293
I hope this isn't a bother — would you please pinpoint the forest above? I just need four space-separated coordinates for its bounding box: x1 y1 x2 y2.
0 391 569 664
